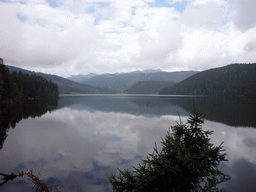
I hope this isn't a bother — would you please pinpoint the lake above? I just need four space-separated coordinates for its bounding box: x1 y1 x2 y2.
1 94 256 191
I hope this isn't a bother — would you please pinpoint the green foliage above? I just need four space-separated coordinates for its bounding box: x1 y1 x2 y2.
160 63 256 96
109 109 230 192
125 81 174 94
0 59 59 104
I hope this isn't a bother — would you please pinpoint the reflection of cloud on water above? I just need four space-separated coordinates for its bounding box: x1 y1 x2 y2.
243 137 256 148
202 121 256 165
1 107 182 191
225 158 256 192
201 120 256 191
1 105 256 191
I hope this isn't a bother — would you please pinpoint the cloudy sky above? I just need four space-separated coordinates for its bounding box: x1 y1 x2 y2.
0 0 256 77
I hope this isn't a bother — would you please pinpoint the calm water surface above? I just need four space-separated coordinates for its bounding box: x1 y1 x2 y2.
1 95 256 191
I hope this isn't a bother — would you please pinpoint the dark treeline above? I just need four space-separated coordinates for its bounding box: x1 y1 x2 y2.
160 63 256 96
0 58 59 104
125 81 174 94
0 58 59 149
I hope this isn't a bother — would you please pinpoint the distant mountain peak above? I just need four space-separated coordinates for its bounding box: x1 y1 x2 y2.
67 73 98 82
142 69 162 73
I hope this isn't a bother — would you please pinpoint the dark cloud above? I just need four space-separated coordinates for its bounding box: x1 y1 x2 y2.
244 42 256 52
230 0 256 31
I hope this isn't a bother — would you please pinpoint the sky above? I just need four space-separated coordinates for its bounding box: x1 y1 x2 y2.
0 0 256 77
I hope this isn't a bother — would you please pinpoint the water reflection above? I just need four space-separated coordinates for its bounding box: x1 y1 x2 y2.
58 95 256 127
171 96 256 127
57 94 191 117
0 95 256 191
0 99 58 149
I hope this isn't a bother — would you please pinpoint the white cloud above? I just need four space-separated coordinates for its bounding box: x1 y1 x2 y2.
0 1 101 68
0 0 256 77
180 1 226 30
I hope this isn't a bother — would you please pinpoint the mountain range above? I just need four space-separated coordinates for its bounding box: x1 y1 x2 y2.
68 70 198 92
6 63 255 96
6 66 198 94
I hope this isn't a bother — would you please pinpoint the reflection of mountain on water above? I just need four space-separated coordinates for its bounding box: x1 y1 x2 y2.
58 95 256 128
57 95 190 117
0 100 58 149
170 96 256 128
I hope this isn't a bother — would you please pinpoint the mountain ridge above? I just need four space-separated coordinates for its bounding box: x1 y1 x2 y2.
160 63 256 96
6 65 115 94
78 70 199 92
125 81 174 94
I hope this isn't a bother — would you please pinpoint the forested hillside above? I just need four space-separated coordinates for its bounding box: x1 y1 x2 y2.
125 81 174 94
6 65 115 94
160 63 256 96
0 59 58 104
81 71 198 92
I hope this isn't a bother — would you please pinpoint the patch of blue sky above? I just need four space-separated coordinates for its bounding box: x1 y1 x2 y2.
0 0 12 3
86 2 109 14
131 6 136 16
148 0 172 8
16 13 27 23
88 2 109 23
105 30 122 34
121 22 129 28
221 8 232 26
57 25 64 31
171 1 188 12
148 0 188 13
46 0 62 8
94 16 102 25
33 19 46 27
86 6 96 14
98 2 109 8
19 1 26 4
136 27 143 32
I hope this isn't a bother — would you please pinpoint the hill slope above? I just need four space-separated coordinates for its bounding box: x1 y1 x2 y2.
125 81 174 94
68 73 97 82
160 63 256 96
81 71 198 92
6 66 115 94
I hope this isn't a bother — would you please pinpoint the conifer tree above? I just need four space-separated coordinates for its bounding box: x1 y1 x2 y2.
109 109 230 192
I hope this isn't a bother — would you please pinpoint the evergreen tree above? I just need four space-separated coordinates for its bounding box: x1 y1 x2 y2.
0 58 59 103
109 109 230 192
0 59 11 102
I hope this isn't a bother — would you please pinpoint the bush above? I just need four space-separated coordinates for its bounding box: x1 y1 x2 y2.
109 109 230 192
